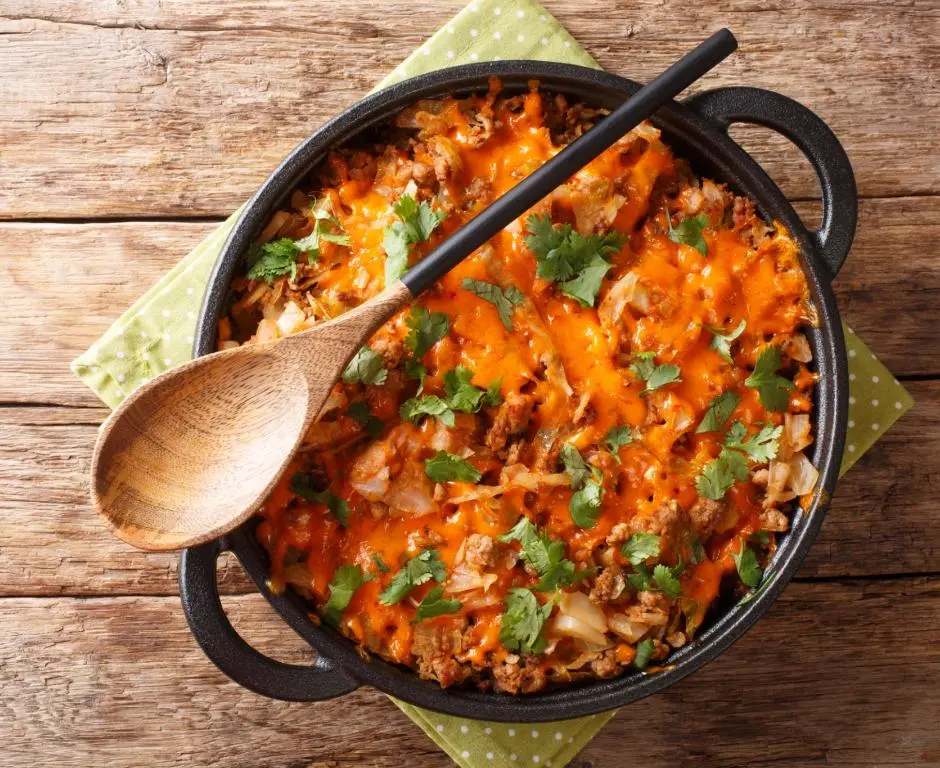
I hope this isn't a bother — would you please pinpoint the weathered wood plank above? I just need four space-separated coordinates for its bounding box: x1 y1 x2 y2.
1 579 937 765
0 197 934 410
0 380 931 595
0 0 936 218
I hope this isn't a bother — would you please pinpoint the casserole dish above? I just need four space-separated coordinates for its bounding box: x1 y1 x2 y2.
179 61 855 721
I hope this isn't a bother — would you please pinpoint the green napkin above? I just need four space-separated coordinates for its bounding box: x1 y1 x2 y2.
71 0 913 764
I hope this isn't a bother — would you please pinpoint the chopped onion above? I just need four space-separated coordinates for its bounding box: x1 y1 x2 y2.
788 452 819 495
608 613 648 643
276 300 307 336
785 413 813 453
788 333 813 363
557 591 608 633
552 614 609 647
254 318 279 343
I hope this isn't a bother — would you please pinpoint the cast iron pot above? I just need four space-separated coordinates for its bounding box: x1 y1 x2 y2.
180 61 855 722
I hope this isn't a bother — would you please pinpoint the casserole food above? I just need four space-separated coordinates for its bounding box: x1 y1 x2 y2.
216 82 819 693
181 62 855 720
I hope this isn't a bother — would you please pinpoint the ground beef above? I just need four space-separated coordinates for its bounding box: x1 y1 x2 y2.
759 507 790 532
408 526 446 551
590 650 620 679
491 656 547 694
413 620 471 688
689 497 729 537
589 566 625 604
485 392 535 451
630 500 686 557
464 533 497 569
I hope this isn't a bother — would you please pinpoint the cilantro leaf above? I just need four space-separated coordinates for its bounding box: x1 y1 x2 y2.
323 564 372 627
400 395 455 427
704 319 746 364
383 195 445 285
414 586 462 621
652 563 683 598
443 365 487 413
605 425 634 458
667 213 709 255
560 443 590 489
696 391 741 433
346 401 384 439
633 637 655 669
560 252 613 307
627 563 652 592
424 451 482 483
294 207 351 258
404 358 427 393
379 549 447 605
745 345 795 412
247 238 300 283
630 352 682 394
570 477 604 529
731 541 763 587
523 214 624 301
484 379 503 407
290 473 350 527
695 449 749 501
621 533 661 566
499 517 582 592
342 347 388 386
726 422 783 463
404 305 450 358
461 278 524 331
499 588 554 654
371 552 390 574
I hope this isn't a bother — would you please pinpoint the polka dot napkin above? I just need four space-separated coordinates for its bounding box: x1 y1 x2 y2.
70 0 913 764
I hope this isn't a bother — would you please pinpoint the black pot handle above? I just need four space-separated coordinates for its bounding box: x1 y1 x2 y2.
179 538 360 701
685 86 857 277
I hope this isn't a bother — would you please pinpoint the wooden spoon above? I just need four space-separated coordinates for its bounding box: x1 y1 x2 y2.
93 30 738 551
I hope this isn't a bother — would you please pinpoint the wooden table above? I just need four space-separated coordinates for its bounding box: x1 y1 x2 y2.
2 1 938 764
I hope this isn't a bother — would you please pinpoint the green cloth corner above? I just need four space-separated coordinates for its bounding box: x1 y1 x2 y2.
70 0 913 765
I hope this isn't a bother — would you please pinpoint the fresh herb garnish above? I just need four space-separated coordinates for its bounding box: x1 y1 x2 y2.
461 278 524 331
346 401 384 438
290 473 350 527
403 358 427 393
342 347 388 386
696 391 741 434
667 213 709 255
632 637 655 669
652 562 683 598
294 202 351 257
379 549 447 605
523 214 625 307
444 365 502 412
627 563 652 592
400 395 455 427
695 421 782 500
704 319 746 364
745 345 795 412
414 586 462 621
323 564 372 626
605 425 634 459
424 451 482 483
630 352 682 395
561 443 605 529
371 552 390 574
621 533 661 566
383 194 445 285
731 541 763 587
247 238 301 283
404 305 450 359
499 588 554 654
499 517 591 592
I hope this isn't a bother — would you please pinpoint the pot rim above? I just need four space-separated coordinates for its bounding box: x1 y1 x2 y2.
188 60 850 721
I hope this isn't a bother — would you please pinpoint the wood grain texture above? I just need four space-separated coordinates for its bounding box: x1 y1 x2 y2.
2 579 938 766
1 197 935 411
0 0 937 218
0 379 934 596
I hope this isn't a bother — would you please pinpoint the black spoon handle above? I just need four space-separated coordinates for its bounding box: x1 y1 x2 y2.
402 28 738 296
